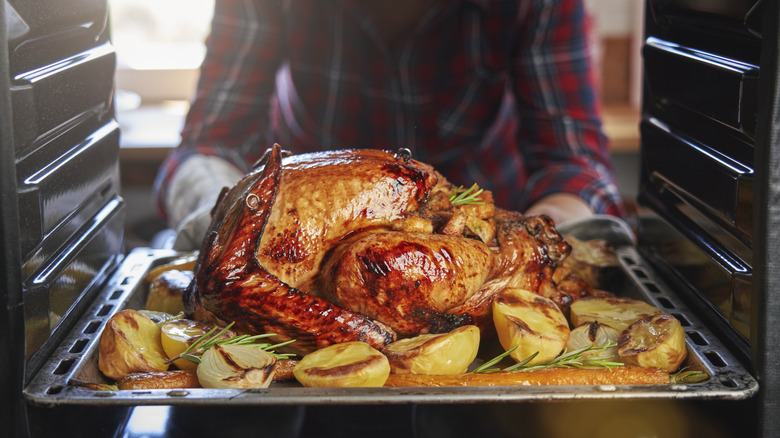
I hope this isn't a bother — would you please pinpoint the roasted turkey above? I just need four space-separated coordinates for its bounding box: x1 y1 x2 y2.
185 144 590 353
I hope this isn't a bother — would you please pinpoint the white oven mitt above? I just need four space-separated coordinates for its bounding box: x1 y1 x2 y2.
166 155 244 251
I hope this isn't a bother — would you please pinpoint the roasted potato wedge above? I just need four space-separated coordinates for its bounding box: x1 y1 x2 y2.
382 325 480 375
160 319 235 371
145 269 193 314
273 359 300 381
136 309 177 323
561 237 620 289
98 309 170 380
293 341 390 387
143 253 198 283
492 288 570 365
464 215 496 243
197 343 277 389
618 313 687 372
570 296 661 332
117 370 201 390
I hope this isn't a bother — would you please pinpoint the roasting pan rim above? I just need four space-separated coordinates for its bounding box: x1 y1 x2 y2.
23 216 760 406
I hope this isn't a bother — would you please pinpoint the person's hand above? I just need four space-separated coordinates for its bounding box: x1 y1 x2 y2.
166 155 244 251
524 193 594 227
172 200 218 251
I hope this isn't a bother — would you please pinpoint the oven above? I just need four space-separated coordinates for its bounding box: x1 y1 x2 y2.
2 0 778 437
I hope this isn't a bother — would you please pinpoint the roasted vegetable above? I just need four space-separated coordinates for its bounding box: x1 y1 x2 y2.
197 343 277 389
272 359 300 381
160 319 235 371
561 237 620 289
293 342 390 387
98 309 170 380
117 370 201 390
385 367 670 387
566 321 621 362
382 325 480 375
136 309 177 323
492 288 570 365
145 269 192 314
570 296 661 332
618 313 687 372
143 253 198 283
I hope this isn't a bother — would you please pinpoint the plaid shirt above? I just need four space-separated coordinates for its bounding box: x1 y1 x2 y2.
154 0 623 220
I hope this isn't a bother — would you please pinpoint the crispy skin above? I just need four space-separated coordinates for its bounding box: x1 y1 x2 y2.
319 231 493 336
318 210 575 336
444 212 573 327
187 146 439 353
186 145 591 353
257 148 438 293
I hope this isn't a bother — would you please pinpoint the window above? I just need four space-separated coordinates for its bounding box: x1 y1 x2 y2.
110 0 214 147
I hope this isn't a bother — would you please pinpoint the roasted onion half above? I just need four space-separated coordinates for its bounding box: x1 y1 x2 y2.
566 321 621 362
197 344 277 389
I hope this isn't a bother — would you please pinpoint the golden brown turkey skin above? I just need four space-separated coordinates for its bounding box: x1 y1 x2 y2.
315 211 578 337
319 231 495 336
187 146 437 352
256 148 438 293
186 144 588 353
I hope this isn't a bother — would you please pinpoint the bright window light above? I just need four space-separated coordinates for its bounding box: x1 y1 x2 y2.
109 0 214 70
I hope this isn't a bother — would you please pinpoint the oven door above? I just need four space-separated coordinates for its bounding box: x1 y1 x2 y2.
4 0 780 437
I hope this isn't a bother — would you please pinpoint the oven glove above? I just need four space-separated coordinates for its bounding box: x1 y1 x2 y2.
166 154 243 251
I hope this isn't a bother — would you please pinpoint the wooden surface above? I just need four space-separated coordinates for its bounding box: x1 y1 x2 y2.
603 104 641 153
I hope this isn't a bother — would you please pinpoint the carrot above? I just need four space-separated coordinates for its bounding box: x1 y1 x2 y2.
117 370 201 390
384 367 670 387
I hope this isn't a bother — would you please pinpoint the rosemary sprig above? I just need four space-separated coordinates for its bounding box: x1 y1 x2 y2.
449 183 485 206
474 343 623 373
473 344 522 373
165 322 297 366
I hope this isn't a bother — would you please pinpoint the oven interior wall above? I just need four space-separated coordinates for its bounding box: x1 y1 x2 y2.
636 0 760 365
1 0 128 436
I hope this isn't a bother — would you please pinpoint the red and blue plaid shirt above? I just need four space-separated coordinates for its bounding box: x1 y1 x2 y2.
154 0 624 220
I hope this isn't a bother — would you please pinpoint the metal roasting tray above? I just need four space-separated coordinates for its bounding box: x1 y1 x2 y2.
24 216 758 407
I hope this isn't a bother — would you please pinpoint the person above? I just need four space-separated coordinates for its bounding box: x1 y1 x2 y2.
153 0 624 250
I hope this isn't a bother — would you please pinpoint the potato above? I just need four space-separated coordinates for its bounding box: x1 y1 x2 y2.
136 309 177 323
117 370 201 390
98 309 170 380
273 359 300 381
464 215 496 243
143 253 198 283
492 288 570 365
561 237 620 288
618 313 687 372
145 269 192 314
160 319 235 371
293 341 390 387
570 296 661 332
382 325 480 375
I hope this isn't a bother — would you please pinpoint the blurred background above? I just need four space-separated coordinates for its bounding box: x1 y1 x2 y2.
111 0 645 249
